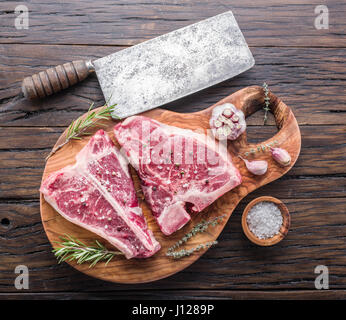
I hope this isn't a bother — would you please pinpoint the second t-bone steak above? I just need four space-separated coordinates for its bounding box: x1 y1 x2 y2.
40 129 160 259
114 116 242 235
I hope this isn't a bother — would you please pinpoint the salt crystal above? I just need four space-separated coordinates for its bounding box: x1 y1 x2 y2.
246 201 283 239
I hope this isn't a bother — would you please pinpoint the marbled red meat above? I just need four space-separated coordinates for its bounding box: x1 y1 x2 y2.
114 116 242 235
40 130 160 259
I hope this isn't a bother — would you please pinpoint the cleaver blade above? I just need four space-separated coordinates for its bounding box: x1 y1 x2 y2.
93 11 255 119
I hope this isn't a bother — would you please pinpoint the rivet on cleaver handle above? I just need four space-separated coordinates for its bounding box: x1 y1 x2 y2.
21 60 95 99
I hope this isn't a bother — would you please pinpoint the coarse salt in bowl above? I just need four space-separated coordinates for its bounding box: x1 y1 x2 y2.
247 202 283 239
241 196 290 246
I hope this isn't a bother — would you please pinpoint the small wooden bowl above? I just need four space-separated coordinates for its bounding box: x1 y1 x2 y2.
242 196 290 246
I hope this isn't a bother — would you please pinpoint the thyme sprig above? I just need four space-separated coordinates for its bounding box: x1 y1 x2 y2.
53 234 123 268
243 140 279 157
45 102 117 161
166 241 218 259
262 82 271 125
166 215 225 259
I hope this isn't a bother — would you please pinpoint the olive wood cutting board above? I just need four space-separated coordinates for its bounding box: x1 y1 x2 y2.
40 86 301 283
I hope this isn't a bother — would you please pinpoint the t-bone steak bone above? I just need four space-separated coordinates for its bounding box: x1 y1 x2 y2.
40 129 160 259
114 116 242 235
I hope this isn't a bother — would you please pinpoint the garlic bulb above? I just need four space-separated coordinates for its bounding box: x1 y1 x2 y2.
239 157 268 175
270 147 291 166
209 103 246 140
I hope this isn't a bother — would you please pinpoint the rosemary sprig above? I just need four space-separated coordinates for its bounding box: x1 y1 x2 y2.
53 234 123 268
45 102 117 161
262 82 271 125
166 215 225 259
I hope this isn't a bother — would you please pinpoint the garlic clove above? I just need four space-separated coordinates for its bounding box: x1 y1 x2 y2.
240 157 268 175
214 119 222 128
217 115 226 123
270 147 291 166
223 118 233 127
223 125 231 136
216 127 224 137
231 114 239 122
222 108 232 117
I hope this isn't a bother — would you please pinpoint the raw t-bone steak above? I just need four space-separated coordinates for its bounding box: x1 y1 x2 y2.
40 130 160 259
114 116 242 235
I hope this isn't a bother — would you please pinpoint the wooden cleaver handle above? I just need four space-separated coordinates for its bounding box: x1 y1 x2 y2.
21 60 95 99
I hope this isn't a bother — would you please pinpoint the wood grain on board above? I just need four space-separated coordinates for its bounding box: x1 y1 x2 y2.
39 86 301 283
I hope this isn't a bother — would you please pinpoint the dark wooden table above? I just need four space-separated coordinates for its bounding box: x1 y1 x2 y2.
1 1 345 300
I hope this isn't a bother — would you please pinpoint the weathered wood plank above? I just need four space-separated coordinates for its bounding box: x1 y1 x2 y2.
1 198 345 292
1 45 345 126
2 290 346 300
0 0 345 300
0 125 344 199
0 1 345 47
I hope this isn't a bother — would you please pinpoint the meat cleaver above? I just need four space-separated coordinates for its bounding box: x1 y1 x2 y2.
21 11 254 119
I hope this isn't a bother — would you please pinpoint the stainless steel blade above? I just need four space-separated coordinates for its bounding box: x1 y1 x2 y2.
93 11 255 119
